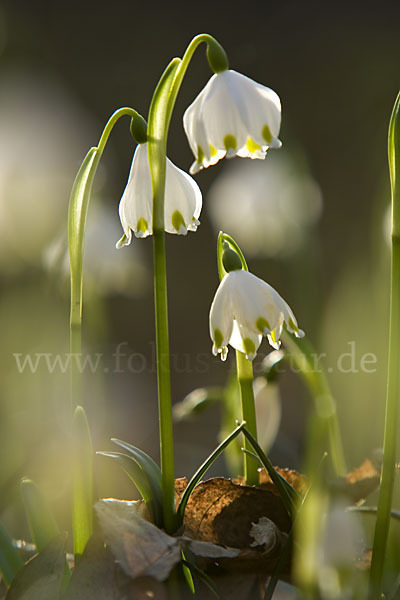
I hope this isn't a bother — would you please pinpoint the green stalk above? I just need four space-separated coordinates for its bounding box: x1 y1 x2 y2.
236 351 258 485
216 232 258 485
280 332 347 476
146 35 228 533
369 91 400 599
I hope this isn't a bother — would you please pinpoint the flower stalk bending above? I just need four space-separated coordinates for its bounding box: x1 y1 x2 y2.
146 35 229 532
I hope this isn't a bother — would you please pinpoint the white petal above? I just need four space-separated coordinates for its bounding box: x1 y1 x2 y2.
223 70 281 148
209 274 234 359
117 144 153 243
183 83 212 168
229 319 262 361
183 70 281 170
164 159 202 234
201 71 249 153
228 270 282 335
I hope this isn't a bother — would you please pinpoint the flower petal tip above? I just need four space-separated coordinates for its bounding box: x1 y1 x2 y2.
115 233 131 249
190 162 203 175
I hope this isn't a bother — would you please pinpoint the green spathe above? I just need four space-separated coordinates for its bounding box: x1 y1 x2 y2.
130 114 148 145
222 245 242 272
205 37 229 73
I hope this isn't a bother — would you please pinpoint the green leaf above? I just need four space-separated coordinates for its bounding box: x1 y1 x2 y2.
20 479 59 552
68 147 98 301
5 534 66 600
72 406 93 560
97 452 163 527
0 525 24 587
176 422 246 524
111 438 162 487
241 426 300 519
182 559 220 599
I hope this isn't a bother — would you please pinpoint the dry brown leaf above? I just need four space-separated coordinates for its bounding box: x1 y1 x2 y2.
333 459 380 502
95 498 240 583
258 468 308 496
179 477 291 575
181 477 291 546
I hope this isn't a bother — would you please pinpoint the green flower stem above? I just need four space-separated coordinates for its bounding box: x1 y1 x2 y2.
369 91 400 599
280 331 347 477
166 34 228 127
216 232 258 485
147 36 228 533
236 351 259 486
69 106 142 408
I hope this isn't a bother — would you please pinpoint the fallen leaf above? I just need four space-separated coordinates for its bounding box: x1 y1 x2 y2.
95 499 182 582
181 478 291 547
249 517 281 552
333 459 380 502
95 498 241 583
258 468 308 496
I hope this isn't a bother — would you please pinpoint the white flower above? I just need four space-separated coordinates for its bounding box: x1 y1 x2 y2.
117 143 202 247
209 269 304 361
183 69 281 175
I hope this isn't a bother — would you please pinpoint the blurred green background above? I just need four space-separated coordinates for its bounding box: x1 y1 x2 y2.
0 0 399 543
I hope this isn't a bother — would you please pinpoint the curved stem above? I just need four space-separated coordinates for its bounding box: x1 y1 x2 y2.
166 34 226 130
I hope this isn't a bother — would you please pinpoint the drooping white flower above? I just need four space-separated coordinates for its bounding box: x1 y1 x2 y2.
209 269 304 361
183 69 281 175
117 143 202 247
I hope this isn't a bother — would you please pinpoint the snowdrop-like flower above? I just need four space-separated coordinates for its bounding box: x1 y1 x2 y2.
183 70 281 174
117 143 202 247
210 269 304 361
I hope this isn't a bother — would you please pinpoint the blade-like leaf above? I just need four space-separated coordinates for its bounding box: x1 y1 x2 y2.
68 147 98 291
0 525 23 586
176 422 246 524
241 426 299 519
111 438 161 487
111 439 162 491
182 559 220 599
72 406 93 560
20 479 59 552
97 452 162 526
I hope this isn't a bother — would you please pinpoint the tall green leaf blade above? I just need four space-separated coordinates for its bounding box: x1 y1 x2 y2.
20 479 60 552
72 406 93 559
0 525 23 586
68 147 98 293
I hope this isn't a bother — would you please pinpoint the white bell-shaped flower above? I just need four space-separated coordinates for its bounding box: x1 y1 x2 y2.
210 269 304 361
117 143 202 247
183 69 281 175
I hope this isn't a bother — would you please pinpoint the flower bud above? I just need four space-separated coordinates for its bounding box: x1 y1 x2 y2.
130 113 148 145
